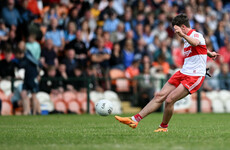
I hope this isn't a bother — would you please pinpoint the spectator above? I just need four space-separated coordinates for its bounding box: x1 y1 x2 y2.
65 30 87 68
103 31 113 50
7 29 18 51
0 19 9 45
110 22 125 43
142 24 154 45
71 67 86 91
151 22 168 41
14 41 40 115
110 43 124 70
56 63 68 80
40 66 60 94
103 11 120 33
61 49 78 77
215 21 226 48
122 39 135 68
64 21 76 44
1 0 22 27
218 63 230 90
153 40 174 66
0 45 15 79
40 39 58 69
125 60 140 79
152 53 170 75
89 37 111 69
45 18 65 51
26 34 41 61
81 20 94 48
218 38 230 64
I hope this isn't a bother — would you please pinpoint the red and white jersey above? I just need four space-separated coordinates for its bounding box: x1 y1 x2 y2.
181 29 207 76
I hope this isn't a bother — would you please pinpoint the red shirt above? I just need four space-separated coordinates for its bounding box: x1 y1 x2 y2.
218 46 230 63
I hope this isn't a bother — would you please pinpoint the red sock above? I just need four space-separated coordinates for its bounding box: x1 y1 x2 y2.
133 114 143 122
160 122 168 128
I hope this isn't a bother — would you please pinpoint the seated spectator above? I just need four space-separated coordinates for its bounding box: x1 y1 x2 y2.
6 29 17 51
218 63 230 90
89 37 111 69
0 19 9 45
122 39 135 68
40 39 58 69
71 67 86 91
203 62 220 91
135 38 148 58
103 11 120 33
103 31 113 50
61 49 78 77
152 53 170 75
64 21 76 44
142 24 154 45
56 63 68 80
0 45 15 79
110 22 125 43
1 0 22 27
151 21 168 41
218 38 230 64
125 60 140 79
43 5 58 26
45 18 65 51
65 30 87 68
110 43 124 70
26 33 41 61
40 66 60 94
153 40 174 66
90 1 100 19
81 20 94 48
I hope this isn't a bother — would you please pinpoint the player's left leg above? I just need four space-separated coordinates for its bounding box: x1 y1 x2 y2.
154 84 189 132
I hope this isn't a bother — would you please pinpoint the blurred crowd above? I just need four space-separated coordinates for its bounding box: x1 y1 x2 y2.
0 0 230 114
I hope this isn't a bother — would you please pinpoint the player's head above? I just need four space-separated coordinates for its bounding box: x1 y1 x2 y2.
172 14 190 33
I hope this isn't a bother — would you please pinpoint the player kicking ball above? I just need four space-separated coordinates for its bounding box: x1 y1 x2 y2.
115 14 219 132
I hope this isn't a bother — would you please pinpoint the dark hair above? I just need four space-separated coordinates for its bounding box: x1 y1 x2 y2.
172 13 190 28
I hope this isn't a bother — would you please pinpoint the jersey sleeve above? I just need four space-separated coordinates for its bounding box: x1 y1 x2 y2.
191 32 206 45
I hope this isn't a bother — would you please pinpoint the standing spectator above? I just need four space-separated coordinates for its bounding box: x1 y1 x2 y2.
218 63 230 90
45 18 65 51
15 41 40 115
1 0 22 27
65 30 87 68
26 34 41 61
61 49 78 77
40 39 58 69
123 39 135 68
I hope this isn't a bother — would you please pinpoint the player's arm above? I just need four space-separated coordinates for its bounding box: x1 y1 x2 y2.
207 49 220 59
174 25 199 46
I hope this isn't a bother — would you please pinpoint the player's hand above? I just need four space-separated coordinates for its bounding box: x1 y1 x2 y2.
174 25 185 37
208 51 220 60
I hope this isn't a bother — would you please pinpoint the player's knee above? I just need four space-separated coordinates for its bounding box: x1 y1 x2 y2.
165 96 174 105
154 92 167 103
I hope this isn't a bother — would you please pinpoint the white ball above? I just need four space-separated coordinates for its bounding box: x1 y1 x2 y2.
95 99 113 116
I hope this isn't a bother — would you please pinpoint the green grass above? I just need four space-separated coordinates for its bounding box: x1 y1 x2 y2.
0 114 230 150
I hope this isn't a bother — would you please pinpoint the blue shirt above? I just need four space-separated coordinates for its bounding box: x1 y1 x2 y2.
64 31 76 42
123 49 134 68
45 30 64 47
1 7 21 26
103 18 120 33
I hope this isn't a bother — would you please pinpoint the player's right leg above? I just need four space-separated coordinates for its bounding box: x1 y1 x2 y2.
115 82 176 128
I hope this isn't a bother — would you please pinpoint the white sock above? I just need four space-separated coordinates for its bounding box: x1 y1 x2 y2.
131 116 138 122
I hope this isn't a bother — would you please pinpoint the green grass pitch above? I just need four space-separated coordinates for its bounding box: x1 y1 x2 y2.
0 113 230 150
